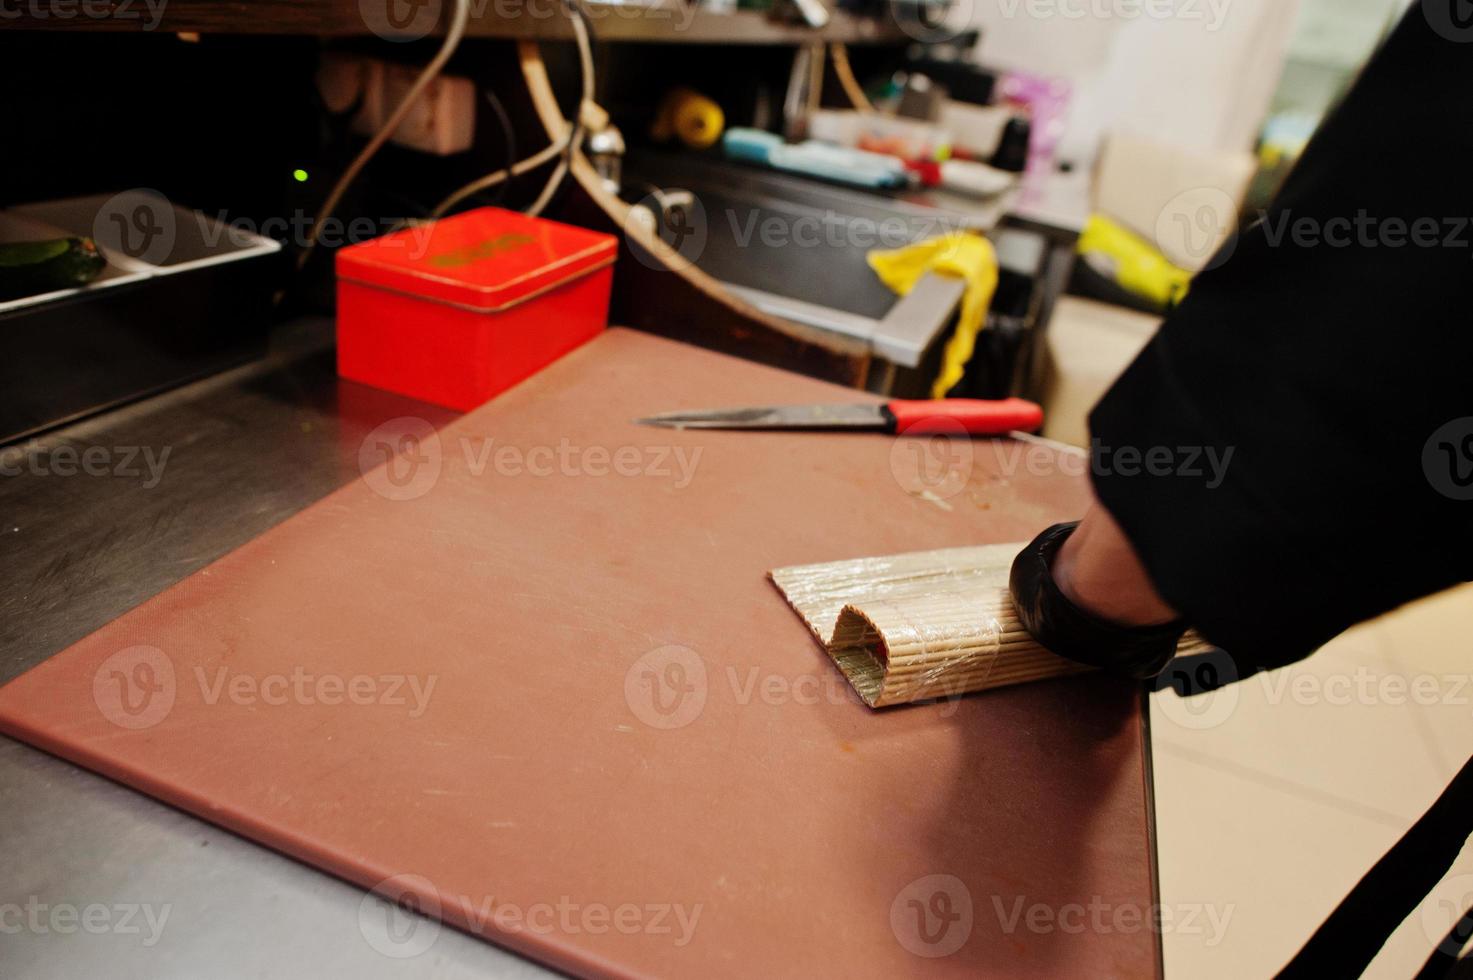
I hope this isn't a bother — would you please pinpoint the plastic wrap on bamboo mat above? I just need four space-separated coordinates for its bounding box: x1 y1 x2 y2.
771 542 1208 707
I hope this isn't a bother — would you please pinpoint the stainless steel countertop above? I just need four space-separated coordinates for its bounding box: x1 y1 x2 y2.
0 318 552 979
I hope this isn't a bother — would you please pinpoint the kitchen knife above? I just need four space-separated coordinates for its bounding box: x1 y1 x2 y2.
635 398 1043 436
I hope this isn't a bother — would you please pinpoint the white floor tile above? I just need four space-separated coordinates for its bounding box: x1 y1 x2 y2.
1154 585 1473 977
1153 745 1407 978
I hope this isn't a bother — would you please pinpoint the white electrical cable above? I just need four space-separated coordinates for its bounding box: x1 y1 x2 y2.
428 139 567 220
296 0 471 270
429 1 595 222
523 5 594 218
522 152 570 219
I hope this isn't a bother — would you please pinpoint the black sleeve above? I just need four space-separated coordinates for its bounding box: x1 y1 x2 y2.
1087 7 1473 674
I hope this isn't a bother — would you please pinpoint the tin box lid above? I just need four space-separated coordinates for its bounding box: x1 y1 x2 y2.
336 207 617 312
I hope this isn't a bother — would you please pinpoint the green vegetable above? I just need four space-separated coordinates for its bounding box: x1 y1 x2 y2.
0 237 108 301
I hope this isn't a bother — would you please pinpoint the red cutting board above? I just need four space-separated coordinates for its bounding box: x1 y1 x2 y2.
0 329 1157 978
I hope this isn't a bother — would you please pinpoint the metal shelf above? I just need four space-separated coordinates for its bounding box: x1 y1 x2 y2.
7 0 916 44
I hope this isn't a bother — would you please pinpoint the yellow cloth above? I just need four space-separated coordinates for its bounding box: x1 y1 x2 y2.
867 232 998 399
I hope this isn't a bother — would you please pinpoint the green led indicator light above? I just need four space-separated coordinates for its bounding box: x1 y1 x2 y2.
292 168 310 183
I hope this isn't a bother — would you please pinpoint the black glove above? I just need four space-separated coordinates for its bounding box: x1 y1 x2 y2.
1008 522 1187 680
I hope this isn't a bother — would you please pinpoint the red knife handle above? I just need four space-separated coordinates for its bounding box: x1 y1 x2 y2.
884 398 1044 436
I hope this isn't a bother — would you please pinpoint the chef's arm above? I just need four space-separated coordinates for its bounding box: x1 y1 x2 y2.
1051 502 1177 629
1013 6 1473 677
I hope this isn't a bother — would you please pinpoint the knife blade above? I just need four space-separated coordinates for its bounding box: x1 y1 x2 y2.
635 398 1043 436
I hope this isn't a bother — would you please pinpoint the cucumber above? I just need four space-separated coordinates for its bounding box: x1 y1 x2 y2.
0 237 108 301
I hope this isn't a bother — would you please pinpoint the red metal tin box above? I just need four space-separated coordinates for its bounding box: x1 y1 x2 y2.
336 207 616 411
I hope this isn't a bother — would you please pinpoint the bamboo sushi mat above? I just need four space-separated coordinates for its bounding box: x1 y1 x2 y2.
770 543 1210 708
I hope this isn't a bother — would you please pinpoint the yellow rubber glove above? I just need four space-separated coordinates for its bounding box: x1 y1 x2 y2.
1076 213 1193 311
867 232 998 399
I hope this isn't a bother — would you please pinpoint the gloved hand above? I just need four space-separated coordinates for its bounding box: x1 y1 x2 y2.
1009 519 1188 680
